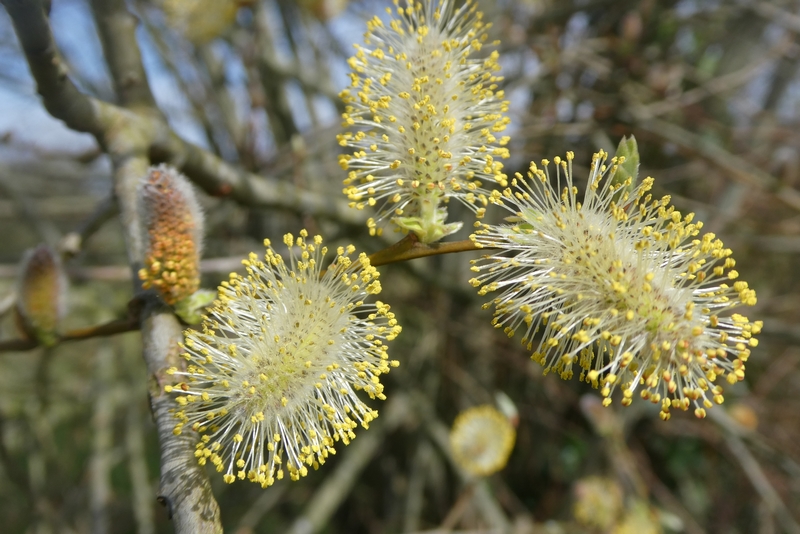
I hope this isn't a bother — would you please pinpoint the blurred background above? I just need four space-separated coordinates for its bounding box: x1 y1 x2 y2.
1 0 800 532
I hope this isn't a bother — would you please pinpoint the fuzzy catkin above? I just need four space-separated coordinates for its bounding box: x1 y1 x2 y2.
470 151 761 420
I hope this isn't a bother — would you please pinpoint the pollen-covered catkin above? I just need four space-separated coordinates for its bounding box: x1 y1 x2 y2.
339 0 510 242
470 151 761 420
167 231 401 487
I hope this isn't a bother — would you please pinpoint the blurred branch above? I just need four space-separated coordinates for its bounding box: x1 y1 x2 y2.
760 318 800 344
581 396 706 534
89 344 116 534
0 314 140 352
252 2 298 143
59 194 118 259
89 0 156 108
151 134 364 224
286 394 411 534
416 394 512 532
632 37 794 120
194 45 242 160
126 391 156 534
753 2 800 34
0 0 361 226
0 291 15 318
0 167 62 245
0 411 32 496
0 256 242 280
233 485 287 534
261 37 342 105
634 118 800 212
403 440 435 533
710 410 800 534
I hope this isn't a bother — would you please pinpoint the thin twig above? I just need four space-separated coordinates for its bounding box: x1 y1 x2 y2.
285 394 411 534
233 485 287 534
438 482 478 531
633 37 793 120
89 343 116 534
0 315 140 353
60 195 118 259
126 377 156 534
753 1 800 34
634 118 800 212
0 168 61 245
368 235 486 268
403 440 435 533
710 410 800 534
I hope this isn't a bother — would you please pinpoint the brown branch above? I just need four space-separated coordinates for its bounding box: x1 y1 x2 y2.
368 235 486 268
0 315 140 352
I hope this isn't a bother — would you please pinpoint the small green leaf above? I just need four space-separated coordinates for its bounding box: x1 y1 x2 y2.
175 289 216 325
609 135 640 203
392 210 463 243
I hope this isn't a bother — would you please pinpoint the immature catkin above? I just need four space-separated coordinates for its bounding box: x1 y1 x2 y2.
15 244 68 347
449 405 515 476
137 165 204 306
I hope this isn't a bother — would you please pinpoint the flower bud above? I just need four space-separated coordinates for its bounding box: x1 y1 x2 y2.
449 405 515 477
15 245 68 347
161 0 252 45
573 476 623 530
137 165 204 306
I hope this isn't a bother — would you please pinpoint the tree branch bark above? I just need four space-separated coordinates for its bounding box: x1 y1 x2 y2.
1 0 361 226
1 1 222 531
89 0 156 108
